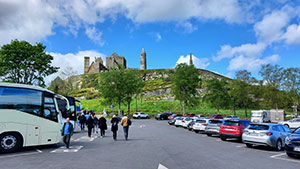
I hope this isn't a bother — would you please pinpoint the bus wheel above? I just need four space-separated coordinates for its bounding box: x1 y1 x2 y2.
0 133 22 153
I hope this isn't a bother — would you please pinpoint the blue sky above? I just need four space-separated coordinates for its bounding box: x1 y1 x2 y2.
1 0 300 83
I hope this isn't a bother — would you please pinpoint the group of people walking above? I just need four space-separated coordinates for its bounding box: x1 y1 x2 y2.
61 112 132 148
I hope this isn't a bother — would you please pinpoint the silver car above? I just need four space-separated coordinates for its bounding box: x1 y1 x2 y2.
242 123 291 151
205 119 224 136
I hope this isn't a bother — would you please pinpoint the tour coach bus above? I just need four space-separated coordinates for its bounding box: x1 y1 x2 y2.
0 82 69 153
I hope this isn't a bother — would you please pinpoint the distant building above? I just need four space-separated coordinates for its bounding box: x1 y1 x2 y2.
84 56 107 74
106 52 127 69
140 48 147 70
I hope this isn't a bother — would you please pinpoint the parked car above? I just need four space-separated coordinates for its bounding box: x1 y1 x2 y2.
168 117 181 125
285 127 300 157
158 112 173 120
174 117 184 127
282 118 300 129
223 115 240 120
133 112 149 119
205 119 224 136
186 113 196 117
193 118 210 133
219 120 251 141
195 114 205 118
155 114 161 120
208 114 223 119
182 117 193 128
242 123 291 151
187 118 199 131
168 114 182 120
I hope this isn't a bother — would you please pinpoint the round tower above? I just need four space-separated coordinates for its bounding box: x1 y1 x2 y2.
140 48 147 70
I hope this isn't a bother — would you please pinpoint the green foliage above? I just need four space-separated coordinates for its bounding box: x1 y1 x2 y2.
171 63 201 114
204 78 230 112
98 67 144 114
0 39 58 87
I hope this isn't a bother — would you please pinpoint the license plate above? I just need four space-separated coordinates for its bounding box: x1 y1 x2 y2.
250 133 258 136
294 147 300 152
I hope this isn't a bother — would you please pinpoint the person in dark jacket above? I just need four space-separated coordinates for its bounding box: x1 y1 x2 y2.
111 115 119 140
93 114 99 134
79 113 86 131
98 115 107 137
61 118 74 148
86 114 94 137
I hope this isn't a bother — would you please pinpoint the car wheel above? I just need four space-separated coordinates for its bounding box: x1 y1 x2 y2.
0 133 23 153
138 116 141 119
195 130 199 133
275 140 283 151
246 143 253 148
175 125 179 128
220 135 227 141
207 133 212 137
287 152 295 158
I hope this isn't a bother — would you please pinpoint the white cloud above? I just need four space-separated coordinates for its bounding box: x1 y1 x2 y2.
282 23 300 45
254 6 293 44
176 54 210 69
45 50 106 85
213 43 266 61
155 33 162 42
213 5 299 72
85 26 104 46
0 0 249 46
228 54 280 71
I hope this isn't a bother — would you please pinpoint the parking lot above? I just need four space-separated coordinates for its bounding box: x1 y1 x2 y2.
0 119 299 169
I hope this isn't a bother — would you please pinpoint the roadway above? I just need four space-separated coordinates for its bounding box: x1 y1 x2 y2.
0 119 299 169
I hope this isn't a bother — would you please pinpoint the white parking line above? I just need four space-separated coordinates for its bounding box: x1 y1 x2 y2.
158 164 168 169
270 153 300 163
50 146 83 153
0 149 42 159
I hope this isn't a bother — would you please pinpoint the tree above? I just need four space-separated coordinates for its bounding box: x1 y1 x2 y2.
282 67 300 116
171 63 201 115
0 40 58 87
228 70 255 117
98 67 144 115
204 78 230 113
259 64 284 109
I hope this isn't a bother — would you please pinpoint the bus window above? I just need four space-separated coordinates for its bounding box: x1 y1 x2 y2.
0 87 42 116
43 97 58 122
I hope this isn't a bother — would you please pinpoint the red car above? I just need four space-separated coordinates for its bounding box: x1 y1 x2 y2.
208 114 223 119
186 113 196 117
168 114 182 120
219 120 251 141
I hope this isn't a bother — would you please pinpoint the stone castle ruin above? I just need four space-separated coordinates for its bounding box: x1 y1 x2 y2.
84 49 146 74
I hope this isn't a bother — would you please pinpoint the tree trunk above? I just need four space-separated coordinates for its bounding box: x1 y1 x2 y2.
128 100 131 113
180 100 183 115
135 96 138 112
118 101 121 116
244 105 247 118
217 105 220 113
183 102 185 116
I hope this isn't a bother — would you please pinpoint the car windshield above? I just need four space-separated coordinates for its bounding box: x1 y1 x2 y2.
196 120 206 123
211 115 216 117
248 124 269 130
177 117 183 120
172 114 177 117
224 121 239 126
294 128 300 134
209 120 221 124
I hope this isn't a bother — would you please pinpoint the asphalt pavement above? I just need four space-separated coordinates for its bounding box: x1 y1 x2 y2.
0 119 300 169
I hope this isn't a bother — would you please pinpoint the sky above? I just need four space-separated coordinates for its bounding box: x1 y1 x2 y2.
1 0 300 84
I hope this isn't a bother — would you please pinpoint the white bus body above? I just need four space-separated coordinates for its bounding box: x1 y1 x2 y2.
0 83 69 153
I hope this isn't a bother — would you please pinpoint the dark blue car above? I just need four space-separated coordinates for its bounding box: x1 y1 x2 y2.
285 127 300 157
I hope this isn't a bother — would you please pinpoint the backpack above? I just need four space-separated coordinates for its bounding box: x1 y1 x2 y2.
127 118 132 126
